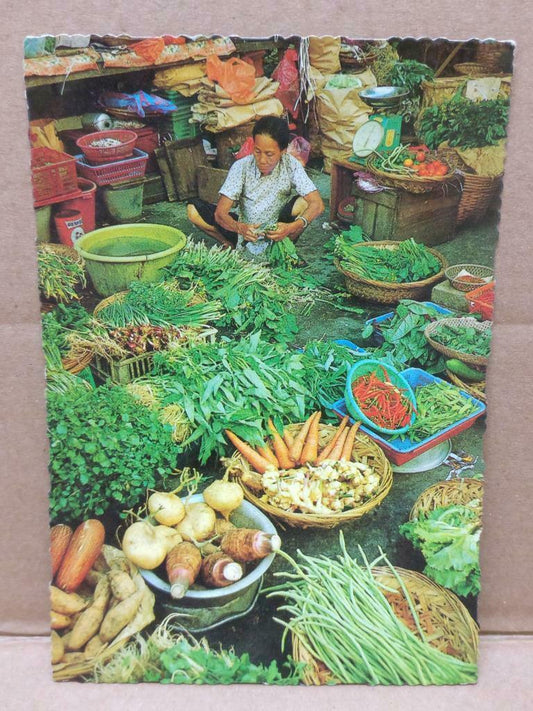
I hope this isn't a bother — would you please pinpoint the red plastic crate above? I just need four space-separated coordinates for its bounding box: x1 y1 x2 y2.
75 148 149 186
31 147 79 206
467 281 494 321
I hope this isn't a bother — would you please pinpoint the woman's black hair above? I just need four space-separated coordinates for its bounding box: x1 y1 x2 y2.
252 115 290 150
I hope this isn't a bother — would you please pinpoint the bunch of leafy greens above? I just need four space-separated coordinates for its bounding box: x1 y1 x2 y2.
147 334 358 463
418 96 510 150
400 504 481 597
145 638 303 685
47 384 178 525
41 302 92 355
385 60 435 121
164 240 300 342
363 300 450 373
430 322 492 357
337 238 441 284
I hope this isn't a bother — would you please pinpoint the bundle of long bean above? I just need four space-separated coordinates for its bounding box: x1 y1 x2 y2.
37 248 86 302
404 381 479 443
96 281 222 329
338 239 441 284
268 536 477 685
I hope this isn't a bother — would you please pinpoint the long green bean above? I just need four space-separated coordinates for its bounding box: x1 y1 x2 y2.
266 535 477 686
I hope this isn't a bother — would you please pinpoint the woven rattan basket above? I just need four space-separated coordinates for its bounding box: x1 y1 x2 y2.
226 423 393 529
454 62 494 77
409 478 484 523
292 566 479 685
446 369 486 403
424 317 491 367
51 545 155 682
445 264 494 292
366 154 456 194
334 242 447 305
457 172 503 225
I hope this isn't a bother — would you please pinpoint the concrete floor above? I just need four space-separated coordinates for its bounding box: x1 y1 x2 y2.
131 169 495 665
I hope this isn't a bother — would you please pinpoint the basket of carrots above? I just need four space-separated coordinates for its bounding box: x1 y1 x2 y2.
345 360 417 436
224 412 393 529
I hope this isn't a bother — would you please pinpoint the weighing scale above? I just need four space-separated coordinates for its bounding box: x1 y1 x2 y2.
351 86 409 163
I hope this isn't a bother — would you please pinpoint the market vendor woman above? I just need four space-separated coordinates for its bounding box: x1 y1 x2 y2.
187 116 324 255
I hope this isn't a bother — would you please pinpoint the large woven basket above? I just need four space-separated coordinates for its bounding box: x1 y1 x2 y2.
409 478 484 523
366 154 457 194
424 316 491 367
226 422 393 529
292 566 479 685
457 172 503 226
446 369 486 403
51 545 155 682
454 62 494 77
334 242 447 305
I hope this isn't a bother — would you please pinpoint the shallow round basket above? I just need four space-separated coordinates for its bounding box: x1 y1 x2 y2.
366 154 457 194
409 478 484 523
292 566 479 685
445 264 494 292
345 359 417 435
446 369 486 404
76 129 137 164
334 242 447 305
454 62 493 77
424 316 492 367
227 423 393 529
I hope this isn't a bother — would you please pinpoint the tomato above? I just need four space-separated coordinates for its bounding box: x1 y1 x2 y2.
436 164 448 176
418 166 428 176
403 158 414 167
415 152 426 163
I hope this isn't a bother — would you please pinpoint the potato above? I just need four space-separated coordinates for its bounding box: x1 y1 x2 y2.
50 586 89 616
99 591 142 643
50 630 65 664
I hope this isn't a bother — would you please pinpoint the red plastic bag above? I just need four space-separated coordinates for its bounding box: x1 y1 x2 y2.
206 55 256 104
131 38 165 64
235 136 255 160
287 136 311 166
272 48 300 119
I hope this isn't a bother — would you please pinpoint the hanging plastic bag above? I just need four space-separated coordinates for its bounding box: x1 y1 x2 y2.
287 135 311 166
272 48 300 119
206 55 256 104
98 90 177 118
234 136 255 160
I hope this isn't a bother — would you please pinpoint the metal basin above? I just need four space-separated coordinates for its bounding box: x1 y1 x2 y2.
359 86 410 109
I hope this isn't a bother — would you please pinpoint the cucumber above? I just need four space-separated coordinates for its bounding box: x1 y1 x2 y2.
446 359 485 383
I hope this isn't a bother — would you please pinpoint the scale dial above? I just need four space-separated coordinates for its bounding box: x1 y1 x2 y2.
352 120 385 158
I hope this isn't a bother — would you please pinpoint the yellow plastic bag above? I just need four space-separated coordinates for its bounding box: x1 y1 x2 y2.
28 119 64 152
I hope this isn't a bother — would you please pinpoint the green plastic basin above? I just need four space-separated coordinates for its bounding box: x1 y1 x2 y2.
74 223 186 297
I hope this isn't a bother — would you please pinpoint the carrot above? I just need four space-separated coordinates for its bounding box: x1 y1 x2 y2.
289 412 316 463
300 411 322 465
282 429 294 451
225 430 271 474
267 419 295 469
256 443 279 468
316 416 349 464
340 422 361 461
329 427 349 462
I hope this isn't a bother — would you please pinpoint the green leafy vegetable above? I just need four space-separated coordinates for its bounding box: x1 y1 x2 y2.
430 322 492 358
405 381 480 442
400 504 481 597
418 97 510 150
47 384 179 524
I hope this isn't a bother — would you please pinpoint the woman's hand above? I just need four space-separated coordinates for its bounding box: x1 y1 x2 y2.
266 222 300 242
239 223 261 242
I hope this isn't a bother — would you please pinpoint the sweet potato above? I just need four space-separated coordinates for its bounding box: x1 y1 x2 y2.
50 586 89 616
67 577 110 651
99 591 143 643
84 634 105 659
62 652 86 664
50 630 65 664
108 569 136 601
50 611 72 630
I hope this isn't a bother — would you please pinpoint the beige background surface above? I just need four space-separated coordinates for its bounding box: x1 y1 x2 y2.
1 3 532 708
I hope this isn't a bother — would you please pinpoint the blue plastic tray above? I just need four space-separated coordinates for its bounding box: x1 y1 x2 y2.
332 367 486 465
365 302 454 345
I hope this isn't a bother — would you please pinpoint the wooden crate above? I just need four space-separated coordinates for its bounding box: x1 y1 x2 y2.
196 165 229 204
352 181 462 246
